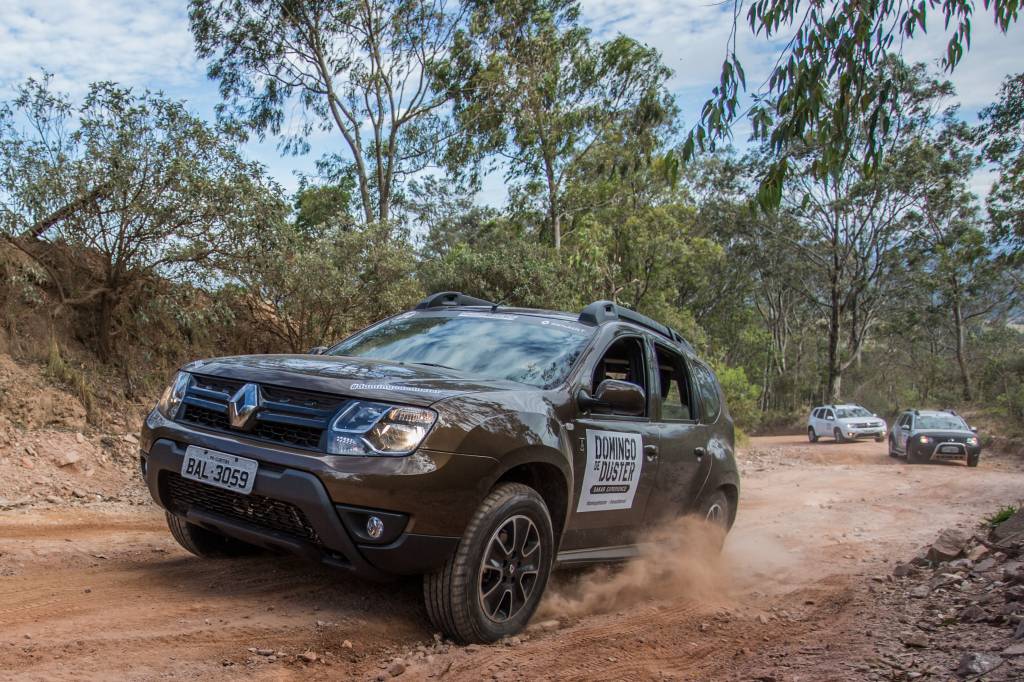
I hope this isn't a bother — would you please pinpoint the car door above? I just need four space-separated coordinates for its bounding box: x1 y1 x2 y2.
898 413 913 451
644 341 712 526
823 408 836 435
811 408 823 435
562 331 662 551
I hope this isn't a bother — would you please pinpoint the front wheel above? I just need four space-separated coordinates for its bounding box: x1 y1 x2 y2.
424 482 554 644
967 454 980 468
808 427 818 443
165 512 258 558
874 434 885 443
834 428 845 443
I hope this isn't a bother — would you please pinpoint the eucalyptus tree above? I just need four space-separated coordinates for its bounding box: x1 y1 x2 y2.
189 0 466 226
445 0 675 250
906 124 1019 400
684 0 1022 206
0 77 284 362
979 72 1024 253
774 61 951 401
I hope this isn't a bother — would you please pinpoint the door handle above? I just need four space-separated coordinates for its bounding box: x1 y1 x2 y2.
694 446 706 458
643 444 659 461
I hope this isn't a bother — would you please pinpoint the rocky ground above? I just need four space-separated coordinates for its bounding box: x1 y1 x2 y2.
2 353 1024 681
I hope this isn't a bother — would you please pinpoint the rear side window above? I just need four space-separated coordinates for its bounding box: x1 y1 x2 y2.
654 344 695 421
692 362 721 423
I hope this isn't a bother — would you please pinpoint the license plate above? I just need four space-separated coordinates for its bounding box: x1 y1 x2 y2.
939 444 961 454
182 446 258 494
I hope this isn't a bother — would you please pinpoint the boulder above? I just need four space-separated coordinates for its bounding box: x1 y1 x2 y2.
993 509 1024 543
927 529 970 563
956 652 1003 677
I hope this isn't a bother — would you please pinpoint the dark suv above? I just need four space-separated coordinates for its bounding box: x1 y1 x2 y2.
139 292 739 642
888 409 981 466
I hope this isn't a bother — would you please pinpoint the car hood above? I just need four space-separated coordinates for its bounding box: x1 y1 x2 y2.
182 354 525 407
913 429 975 440
837 417 885 425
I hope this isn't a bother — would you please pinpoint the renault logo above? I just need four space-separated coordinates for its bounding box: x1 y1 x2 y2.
227 383 261 430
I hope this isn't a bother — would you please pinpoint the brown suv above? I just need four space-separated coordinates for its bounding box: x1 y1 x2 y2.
139 292 740 642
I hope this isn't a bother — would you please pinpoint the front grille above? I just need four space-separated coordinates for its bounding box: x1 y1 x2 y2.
161 472 321 544
252 420 323 449
176 374 347 451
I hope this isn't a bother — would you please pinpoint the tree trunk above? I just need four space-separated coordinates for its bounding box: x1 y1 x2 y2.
952 301 974 401
96 290 114 364
826 279 842 402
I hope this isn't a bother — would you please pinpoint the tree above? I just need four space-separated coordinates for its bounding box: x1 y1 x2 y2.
907 124 1019 400
446 0 675 249
770 62 948 401
685 0 1022 206
979 72 1024 252
0 77 284 362
189 0 465 225
227 219 420 351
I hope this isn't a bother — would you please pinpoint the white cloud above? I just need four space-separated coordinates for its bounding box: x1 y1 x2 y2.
0 0 202 96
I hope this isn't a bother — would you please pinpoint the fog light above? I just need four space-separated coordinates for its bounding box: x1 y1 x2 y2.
366 516 384 540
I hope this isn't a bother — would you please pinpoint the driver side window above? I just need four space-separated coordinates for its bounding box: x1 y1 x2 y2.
591 337 648 416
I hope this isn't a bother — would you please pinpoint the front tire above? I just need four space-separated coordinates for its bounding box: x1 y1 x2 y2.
165 512 257 558
967 454 980 468
834 428 845 443
808 427 818 443
424 482 554 644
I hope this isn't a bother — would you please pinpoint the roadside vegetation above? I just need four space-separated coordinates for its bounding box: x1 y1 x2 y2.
1 0 1023 439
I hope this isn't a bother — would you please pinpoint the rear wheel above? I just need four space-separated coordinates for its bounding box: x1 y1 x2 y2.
165 512 258 558
808 427 818 443
424 482 554 644
697 489 732 530
888 435 898 458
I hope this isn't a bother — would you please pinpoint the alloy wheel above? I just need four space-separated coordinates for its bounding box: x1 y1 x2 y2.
478 515 542 623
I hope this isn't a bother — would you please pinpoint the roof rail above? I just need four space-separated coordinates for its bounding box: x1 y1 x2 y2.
578 300 694 353
415 291 495 310
946 408 958 415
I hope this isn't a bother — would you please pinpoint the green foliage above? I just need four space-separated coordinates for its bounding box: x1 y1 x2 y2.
445 0 675 248
189 0 461 224
980 72 1024 251
987 505 1019 528
712 363 762 432
684 0 1022 210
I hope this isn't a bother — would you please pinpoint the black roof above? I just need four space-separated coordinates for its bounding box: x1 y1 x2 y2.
414 291 695 354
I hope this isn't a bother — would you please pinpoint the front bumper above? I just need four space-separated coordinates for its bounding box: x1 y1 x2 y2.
141 411 498 579
910 441 981 463
839 426 886 439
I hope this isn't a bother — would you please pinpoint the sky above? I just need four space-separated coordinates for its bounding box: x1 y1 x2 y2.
2 0 1022 203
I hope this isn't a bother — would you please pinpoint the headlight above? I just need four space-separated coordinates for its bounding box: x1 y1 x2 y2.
918 435 933 444
156 371 191 419
966 436 978 446
327 401 436 456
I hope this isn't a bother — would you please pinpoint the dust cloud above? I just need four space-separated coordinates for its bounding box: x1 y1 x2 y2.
538 517 734 619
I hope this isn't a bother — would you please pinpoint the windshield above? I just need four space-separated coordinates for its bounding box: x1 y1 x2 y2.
328 312 593 388
836 406 872 419
916 415 968 431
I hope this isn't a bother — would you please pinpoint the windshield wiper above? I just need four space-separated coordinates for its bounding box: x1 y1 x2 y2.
407 361 460 371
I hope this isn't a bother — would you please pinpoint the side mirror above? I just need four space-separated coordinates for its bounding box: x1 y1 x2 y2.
577 379 645 416
971 426 979 433
308 346 328 355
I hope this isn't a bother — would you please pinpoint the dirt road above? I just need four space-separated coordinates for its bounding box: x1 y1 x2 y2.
2 436 1022 681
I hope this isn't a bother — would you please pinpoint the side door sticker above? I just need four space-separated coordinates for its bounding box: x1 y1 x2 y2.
576 429 644 512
